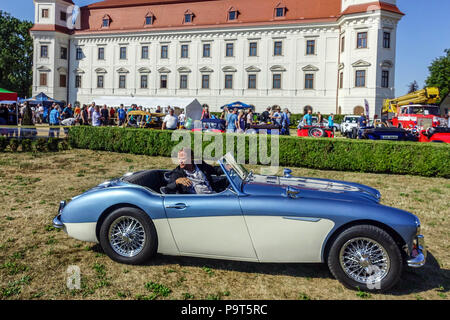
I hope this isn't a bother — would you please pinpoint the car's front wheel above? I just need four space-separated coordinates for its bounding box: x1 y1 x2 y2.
99 207 158 265
327 225 402 292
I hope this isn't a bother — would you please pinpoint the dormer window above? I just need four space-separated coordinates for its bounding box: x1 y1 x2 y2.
184 10 194 23
102 15 111 28
228 7 238 21
274 3 287 17
145 12 154 25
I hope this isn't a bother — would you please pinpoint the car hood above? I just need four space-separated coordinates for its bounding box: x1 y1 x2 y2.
243 175 381 203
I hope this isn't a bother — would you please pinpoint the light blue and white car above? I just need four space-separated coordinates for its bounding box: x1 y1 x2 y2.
53 154 426 291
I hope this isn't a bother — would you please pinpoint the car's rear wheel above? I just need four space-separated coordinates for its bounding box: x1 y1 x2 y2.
327 225 402 292
99 207 158 265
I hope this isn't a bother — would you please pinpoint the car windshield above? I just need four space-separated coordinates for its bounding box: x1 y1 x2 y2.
218 153 249 192
345 117 359 123
407 106 440 116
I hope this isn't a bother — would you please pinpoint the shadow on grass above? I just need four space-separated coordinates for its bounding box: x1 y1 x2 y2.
89 244 448 294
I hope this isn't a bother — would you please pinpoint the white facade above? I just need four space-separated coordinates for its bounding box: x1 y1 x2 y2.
31 0 403 116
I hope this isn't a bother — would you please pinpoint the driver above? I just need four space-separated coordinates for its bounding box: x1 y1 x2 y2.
165 148 225 194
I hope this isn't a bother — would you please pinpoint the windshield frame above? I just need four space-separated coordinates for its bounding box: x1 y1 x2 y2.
218 153 248 195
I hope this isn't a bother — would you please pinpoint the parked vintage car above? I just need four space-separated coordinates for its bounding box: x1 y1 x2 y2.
191 118 226 133
340 115 361 137
126 111 165 129
352 125 418 141
297 125 335 138
418 127 450 143
297 116 340 131
53 153 426 291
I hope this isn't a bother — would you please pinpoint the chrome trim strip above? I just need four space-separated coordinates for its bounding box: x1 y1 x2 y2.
282 216 321 222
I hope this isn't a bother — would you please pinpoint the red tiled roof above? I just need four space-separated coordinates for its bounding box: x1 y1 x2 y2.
341 1 404 16
30 24 72 34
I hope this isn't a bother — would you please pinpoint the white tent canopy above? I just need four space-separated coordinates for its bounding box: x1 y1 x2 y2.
92 96 203 120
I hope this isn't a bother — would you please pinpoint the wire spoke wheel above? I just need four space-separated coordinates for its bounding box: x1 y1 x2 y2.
108 216 146 257
339 237 390 285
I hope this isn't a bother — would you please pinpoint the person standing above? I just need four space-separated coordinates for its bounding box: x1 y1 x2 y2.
109 106 116 125
49 104 61 137
201 105 210 120
92 106 102 127
81 105 89 126
281 108 291 135
62 104 73 120
117 105 126 126
226 108 238 133
178 110 186 128
162 108 178 130
100 105 109 126
246 108 254 129
7 104 18 137
88 103 95 124
328 113 335 133
237 110 246 133
303 109 313 126
220 107 229 120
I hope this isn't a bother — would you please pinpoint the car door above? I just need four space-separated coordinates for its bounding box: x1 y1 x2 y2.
240 194 335 263
163 190 258 261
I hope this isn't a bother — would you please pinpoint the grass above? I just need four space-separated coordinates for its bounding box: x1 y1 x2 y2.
0 149 448 300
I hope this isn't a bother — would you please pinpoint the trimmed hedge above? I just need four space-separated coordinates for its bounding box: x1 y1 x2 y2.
68 126 450 178
0 136 68 153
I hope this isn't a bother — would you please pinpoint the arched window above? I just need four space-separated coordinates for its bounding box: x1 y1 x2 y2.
353 106 365 115
304 105 313 114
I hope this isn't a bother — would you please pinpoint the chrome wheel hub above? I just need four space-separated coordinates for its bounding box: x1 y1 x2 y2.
339 237 390 285
108 216 146 257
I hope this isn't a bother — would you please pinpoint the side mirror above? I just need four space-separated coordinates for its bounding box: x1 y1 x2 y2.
283 168 292 178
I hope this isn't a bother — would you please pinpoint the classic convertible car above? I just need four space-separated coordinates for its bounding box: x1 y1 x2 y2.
53 154 426 291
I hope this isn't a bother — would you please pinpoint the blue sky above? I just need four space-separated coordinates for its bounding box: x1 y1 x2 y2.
1 0 449 96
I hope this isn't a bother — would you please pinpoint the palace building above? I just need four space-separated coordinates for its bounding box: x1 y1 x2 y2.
30 0 404 115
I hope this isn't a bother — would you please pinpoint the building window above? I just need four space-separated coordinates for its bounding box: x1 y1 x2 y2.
249 42 257 57
161 45 168 59
41 9 49 18
60 11 67 22
76 47 83 60
75 75 82 88
228 10 237 21
274 41 282 56
119 47 127 60
184 13 193 23
248 74 256 89
181 44 189 58
180 75 188 89
160 75 168 88
226 43 234 57
119 75 126 89
203 43 211 57
102 18 110 27
141 75 148 89
381 70 389 88
339 72 344 89
341 36 345 52
60 47 67 60
145 16 153 25
357 32 368 49
306 40 316 55
97 75 104 88
273 74 281 89
141 46 149 59
98 47 105 60
275 7 286 17
355 70 366 87
60 74 66 88
305 74 314 89
202 75 210 89
39 73 47 86
383 32 391 49
225 74 233 89
40 45 48 58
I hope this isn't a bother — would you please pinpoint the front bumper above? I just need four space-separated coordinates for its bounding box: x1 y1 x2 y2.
407 235 427 268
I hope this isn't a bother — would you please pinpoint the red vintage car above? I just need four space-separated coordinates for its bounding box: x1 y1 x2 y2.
418 127 450 143
297 126 335 138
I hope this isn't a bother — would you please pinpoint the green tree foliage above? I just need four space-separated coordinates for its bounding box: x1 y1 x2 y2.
0 11 33 98
425 49 450 102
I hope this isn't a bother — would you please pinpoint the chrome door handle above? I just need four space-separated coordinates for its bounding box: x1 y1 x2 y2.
165 203 187 209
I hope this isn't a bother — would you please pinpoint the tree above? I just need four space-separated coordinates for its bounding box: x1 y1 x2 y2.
0 11 33 98
407 80 419 93
425 49 450 103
